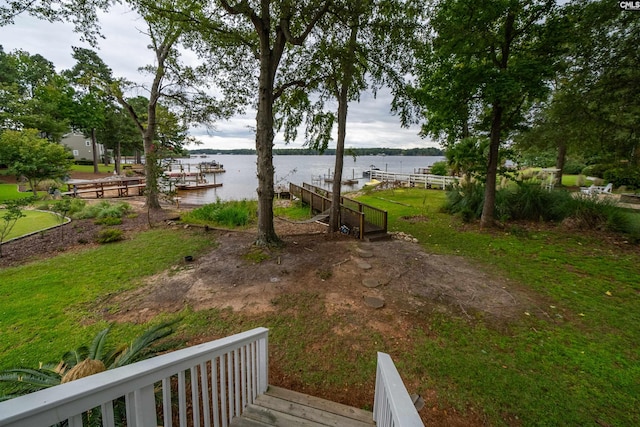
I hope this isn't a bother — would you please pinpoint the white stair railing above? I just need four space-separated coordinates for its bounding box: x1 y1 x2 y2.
373 352 424 427
0 327 269 427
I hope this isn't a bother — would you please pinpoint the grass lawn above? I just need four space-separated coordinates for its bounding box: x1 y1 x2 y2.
70 164 115 174
0 229 216 369
356 188 640 425
0 183 40 201
0 209 63 241
0 190 638 425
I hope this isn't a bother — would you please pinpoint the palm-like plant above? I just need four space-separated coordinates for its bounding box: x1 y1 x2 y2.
0 321 177 401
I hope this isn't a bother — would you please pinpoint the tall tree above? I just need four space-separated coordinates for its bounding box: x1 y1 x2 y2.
96 104 141 175
64 47 114 173
112 17 185 209
110 0 232 209
321 0 421 232
409 0 563 227
227 0 330 245
176 0 331 245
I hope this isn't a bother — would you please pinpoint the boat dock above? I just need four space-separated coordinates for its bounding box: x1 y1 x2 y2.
163 159 225 191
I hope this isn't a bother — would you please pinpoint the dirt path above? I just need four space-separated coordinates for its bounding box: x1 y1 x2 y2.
104 222 542 326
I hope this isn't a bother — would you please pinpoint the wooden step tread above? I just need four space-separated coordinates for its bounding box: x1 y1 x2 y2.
264 386 374 424
230 385 374 427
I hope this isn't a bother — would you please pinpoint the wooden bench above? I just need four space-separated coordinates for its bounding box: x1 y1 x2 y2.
63 180 146 198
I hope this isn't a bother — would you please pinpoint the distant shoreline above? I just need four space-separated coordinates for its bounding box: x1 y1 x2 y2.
188 147 444 157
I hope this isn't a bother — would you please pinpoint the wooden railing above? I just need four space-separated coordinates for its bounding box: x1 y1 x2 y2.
374 352 424 426
292 182 387 238
369 170 457 189
0 327 269 427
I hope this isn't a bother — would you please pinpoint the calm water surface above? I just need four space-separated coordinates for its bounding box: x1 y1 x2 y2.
172 154 444 204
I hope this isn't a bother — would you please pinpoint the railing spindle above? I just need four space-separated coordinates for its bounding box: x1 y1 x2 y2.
191 366 201 427
162 377 173 427
178 370 187 427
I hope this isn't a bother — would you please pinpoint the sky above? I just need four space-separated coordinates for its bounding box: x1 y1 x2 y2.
0 5 434 151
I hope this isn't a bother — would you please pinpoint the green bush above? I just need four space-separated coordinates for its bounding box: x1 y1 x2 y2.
564 195 620 230
94 217 123 226
603 167 640 189
429 161 449 176
444 181 485 221
75 201 131 220
503 183 573 222
444 178 638 241
563 159 586 175
183 200 256 227
581 164 611 178
96 228 124 243
67 198 88 217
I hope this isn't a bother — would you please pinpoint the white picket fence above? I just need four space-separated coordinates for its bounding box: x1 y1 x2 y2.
369 170 457 189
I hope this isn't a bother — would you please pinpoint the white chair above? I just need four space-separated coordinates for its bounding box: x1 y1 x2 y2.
595 183 613 194
580 184 596 194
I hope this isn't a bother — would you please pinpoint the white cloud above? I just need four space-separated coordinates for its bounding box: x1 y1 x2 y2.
0 7 434 150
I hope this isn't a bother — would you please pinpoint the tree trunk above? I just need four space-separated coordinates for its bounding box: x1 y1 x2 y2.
329 18 358 233
330 87 349 233
115 141 121 175
91 127 99 174
143 125 161 210
255 49 280 246
555 141 567 186
480 102 503 228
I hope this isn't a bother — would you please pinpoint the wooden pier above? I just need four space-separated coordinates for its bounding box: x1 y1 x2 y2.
289 182 388 240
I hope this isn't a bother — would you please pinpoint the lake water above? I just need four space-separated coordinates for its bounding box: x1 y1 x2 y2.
171 154 444 204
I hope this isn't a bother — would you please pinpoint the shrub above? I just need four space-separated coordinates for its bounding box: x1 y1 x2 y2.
603 167 640 189
67 198 88 217
503 183 573 222
96 228 124 243
94 217 123 226
184 200 256 227
443 178 638 241
75 201 131 220
430 161 449 176
563 194 622 231
581 164 611 178
563 160 587 175
444 181 485 221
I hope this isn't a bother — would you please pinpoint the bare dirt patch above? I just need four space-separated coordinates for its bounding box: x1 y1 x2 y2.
103 218 543 327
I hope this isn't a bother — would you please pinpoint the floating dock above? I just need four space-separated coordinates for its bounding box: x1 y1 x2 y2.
176 182 223 190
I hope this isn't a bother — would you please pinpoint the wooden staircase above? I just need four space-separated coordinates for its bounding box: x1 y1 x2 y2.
230 385 375 427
